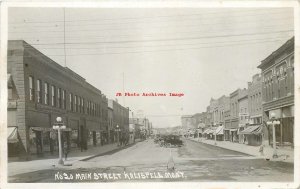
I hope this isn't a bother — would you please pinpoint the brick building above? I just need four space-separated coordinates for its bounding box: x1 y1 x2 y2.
7 40 108 159
240 73 267 146
257 37 294 147
237 88 248 143
108 99 130 144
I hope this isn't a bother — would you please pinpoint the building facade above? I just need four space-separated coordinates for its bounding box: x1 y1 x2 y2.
242 73 267 146
108 99 130 144
7 40 108 159
258 37 294 147
237 88 248 143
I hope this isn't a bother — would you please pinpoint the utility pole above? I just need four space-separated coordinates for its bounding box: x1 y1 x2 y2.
63 8 67 67
122 72 125 106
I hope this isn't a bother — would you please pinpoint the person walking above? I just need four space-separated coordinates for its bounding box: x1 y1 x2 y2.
63 141 69 161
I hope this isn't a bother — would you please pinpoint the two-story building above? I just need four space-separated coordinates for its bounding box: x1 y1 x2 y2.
257 37 294 147
7 40 108 159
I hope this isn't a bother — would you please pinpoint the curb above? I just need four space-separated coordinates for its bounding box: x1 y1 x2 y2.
187 138 294 163
80 140 143 161
187 138 254 157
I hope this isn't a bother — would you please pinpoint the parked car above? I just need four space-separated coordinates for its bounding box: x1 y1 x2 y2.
160 135 183 147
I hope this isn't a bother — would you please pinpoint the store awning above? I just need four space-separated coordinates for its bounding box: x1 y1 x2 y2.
203 129 211 134
31 127 72 132
215 126 224 135
207 128 216 134
8 127 18 143
230 128 237 132
239 125 262 135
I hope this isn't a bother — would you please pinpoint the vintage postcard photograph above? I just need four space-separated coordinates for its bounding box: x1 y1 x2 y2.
0 1 299 188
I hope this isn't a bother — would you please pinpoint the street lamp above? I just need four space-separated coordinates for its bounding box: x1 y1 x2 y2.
214 128 217 146
267 112 280 158
115 125 121 146
53 117 66 165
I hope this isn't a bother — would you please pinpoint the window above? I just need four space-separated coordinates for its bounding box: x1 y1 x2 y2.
29 76 34 101
69 93 73 111
82 98 84 113
37 79 42 103
51 85 56 106
78 97 81 113
44 82 49 105
57 88 61 108
62 90 66 109
74 95 77 112
87 101 90 114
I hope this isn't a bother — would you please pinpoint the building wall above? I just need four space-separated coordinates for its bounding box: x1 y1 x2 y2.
248 74 263 124
109 99 129 135
230 89 240 129
181 115 194 128
8 40 108 157
258 37 294 146
238 89 248 127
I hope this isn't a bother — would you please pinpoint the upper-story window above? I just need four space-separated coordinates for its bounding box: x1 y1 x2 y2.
82 98 84 113
29 76 35 101
44 82 49 105
69 93 73 111
57 88 61 108
78 97 81 113
74 95 77 112
62 90 66 109
36 79 42 103
51 85 56 107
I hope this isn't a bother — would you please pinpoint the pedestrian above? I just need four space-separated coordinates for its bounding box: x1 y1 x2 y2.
259 144 265 156
63 141 69 161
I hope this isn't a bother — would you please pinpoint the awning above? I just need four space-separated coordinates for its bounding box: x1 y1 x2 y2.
8 127 18 143
230 129 237 132
215 126 224 135
197 129 203 134
31 127 72 132
239 125 262 135
207 128 216 134
203 129 211 134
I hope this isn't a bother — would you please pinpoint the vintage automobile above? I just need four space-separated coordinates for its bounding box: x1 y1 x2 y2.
160 135 183 147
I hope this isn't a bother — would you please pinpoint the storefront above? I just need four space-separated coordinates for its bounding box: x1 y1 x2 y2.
8 126 19 157
230 129 238 142
239 125 263 146
29 127 71 156
215 125 224 141
267 106 294 147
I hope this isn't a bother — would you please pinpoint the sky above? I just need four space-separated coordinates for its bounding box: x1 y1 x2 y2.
7 7 294 128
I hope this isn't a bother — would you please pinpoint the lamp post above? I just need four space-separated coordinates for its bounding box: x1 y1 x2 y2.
53 117 66 165
214 129 217 145
115 125 121 146
267 112 280 158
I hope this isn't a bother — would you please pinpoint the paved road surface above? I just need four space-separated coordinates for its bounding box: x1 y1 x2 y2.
9 139 293 182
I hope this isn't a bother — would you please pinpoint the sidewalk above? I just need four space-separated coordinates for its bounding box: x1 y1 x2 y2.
8 139 142 177
188 137 294 163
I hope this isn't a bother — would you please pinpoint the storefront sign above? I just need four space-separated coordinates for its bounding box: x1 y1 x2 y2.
269 109 282 119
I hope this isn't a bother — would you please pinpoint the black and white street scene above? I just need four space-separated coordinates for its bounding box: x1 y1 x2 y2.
6 7 295 183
